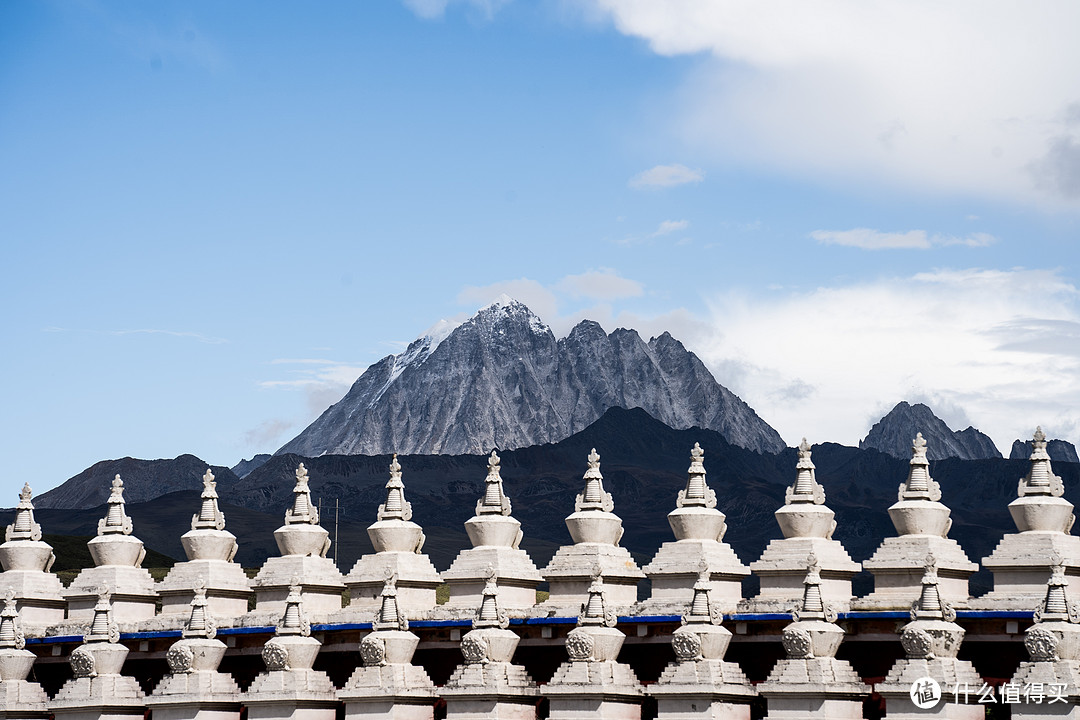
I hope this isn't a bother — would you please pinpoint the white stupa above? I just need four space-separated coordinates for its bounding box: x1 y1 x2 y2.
0 483 65 625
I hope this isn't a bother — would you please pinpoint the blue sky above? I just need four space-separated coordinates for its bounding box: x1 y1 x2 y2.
3 1 1079 501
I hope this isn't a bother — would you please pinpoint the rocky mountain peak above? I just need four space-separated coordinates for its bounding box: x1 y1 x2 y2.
1010 437 1079 463
859 401 1002 461
277 299 786 458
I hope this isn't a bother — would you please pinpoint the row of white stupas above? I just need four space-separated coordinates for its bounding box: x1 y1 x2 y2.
2 428 1078 628
0 428 1078 718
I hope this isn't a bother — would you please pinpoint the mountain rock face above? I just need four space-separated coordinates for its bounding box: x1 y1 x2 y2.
1010 438 1080 463
859 401 1002 461
232 453 272 479
277 297 786 457
34 454 239 510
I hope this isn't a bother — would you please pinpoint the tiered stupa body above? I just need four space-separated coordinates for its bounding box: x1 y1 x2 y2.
648 564 756 720
64 475 158 621
0 483 65 625
157 469 251 616
339 575 438 720
1011 559 1080 718
146 583 243 720
749 440 860 611
345 455 442 612
756 556 868 720
540 449 645 611
442 451 543 610
641 444 750 614
51 588 147 720
979 428 1080 610
251 464 345 614
541 571 644 720
244 583 338 720
876 556 984 719
0 591 49 718
856 433 977 610
442 571 539 720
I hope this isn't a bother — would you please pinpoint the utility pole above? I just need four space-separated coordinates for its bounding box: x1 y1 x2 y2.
334 498 340 567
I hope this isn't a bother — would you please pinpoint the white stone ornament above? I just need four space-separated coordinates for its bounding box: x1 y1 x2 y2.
359 634 386 666
70 646 97 678
781 626 814 659
1025 627 1060 662
99 475 135 536
261 642 291 671
565 630 595 661
460 633 489 664
671 631 703 661
166 643 195 674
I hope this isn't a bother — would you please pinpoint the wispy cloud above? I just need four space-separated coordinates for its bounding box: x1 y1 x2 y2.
401 0 509 20
811 228 996 250
557 269 644 301
243 419 293 449
629 164 704 189
652 219 689 237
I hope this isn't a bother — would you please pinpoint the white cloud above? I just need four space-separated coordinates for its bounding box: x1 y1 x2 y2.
652 219 690 236
697 267 1080 452
401 0 508 20
629 164 705 189
810 228 997 250
557 269 644 301
589 2 1080 208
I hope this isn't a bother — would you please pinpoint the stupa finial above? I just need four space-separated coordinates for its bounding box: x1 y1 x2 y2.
1033 553 1080 623
0 588 25 650
575 449 615 513
683 560 722 625
475 565 510 629
191 468 227 531
284 464 319 526
578 565 617 628
792 553 835 622
676 443 717 509
98 475 134 536
377 454 413 522
374 571 409 631
476 450 512 516
898 433 942 502
275 577 310 637
5 482 43 542
1019 426 1065 498
786 438 826 505
183 579 217 639
910 553 955 621
86 585 120 643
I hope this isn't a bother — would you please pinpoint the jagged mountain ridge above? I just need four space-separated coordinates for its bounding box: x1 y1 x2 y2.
277 297 786 457
35 454 240 510
859 401 1002 461
1010 438 1080 463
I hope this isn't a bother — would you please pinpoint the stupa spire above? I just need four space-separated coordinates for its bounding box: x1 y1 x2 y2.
5 483 43 542
1019 427 1065 498
474 566 510 629
1034 554 1080 623
476 451 512 516
374 573 409 631
676 443 717 509
182 580 217 639
191 469 227 531
786 439 826 505
98 475 134 536
684 561 723 625
578 567 617 628
284 464 319 526
910 554 955 621
0 589 25 650
575 449 615 513
275 578 310 637
85 586 121 643
377 455 413 522
791 554 833 622
898 433 942 502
